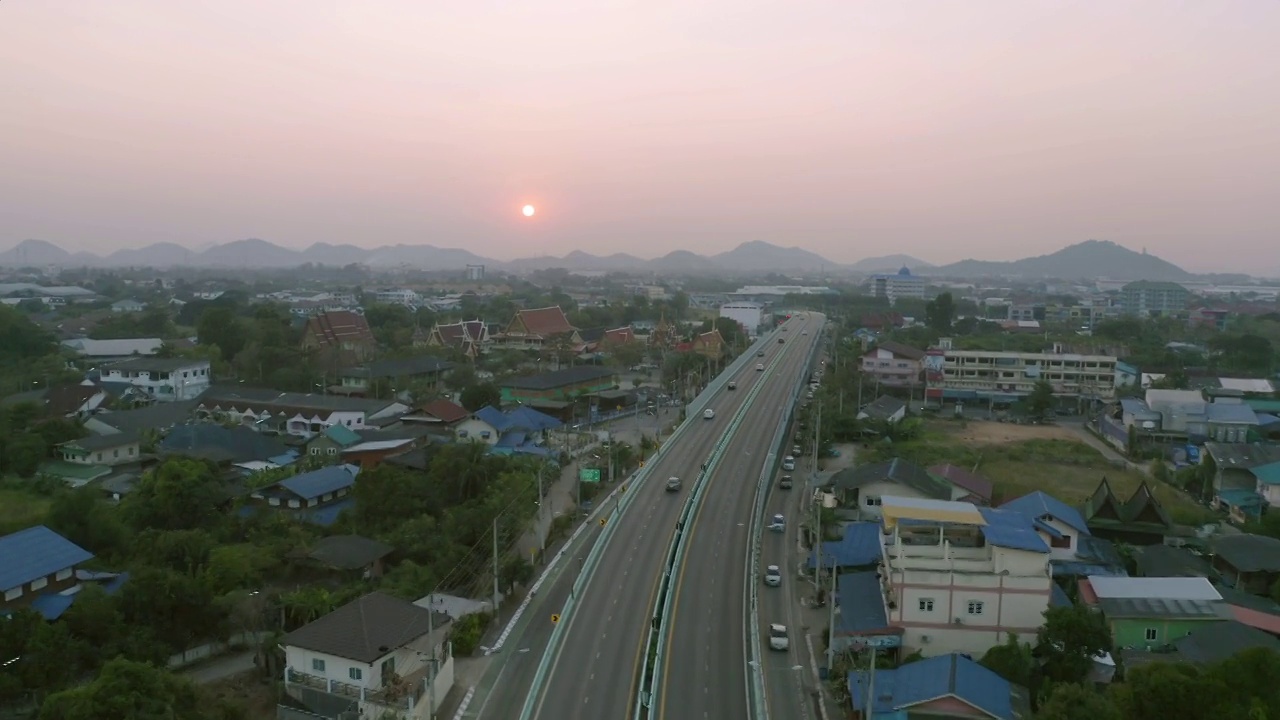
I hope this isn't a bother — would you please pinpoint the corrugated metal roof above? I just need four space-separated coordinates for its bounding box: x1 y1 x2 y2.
849 653 1023 720
977 508 1050 554
0 526 94 593
809 523 883 569
1000 491 1090 535
1089 575 1221 601
835 571 890 634
881 496 986 529
279 466 357 500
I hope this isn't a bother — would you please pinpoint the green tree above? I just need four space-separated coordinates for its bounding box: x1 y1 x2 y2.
1036 683 1121 720
925 292 955 333
195 305 246 361
980 633 1035 688
45 487 129 557
1026 379 1055 419
1036 604 1112 684
123 458 224 532
39 657 222 720
460 382 501 412
0 305 57 364
1109 661 1221 720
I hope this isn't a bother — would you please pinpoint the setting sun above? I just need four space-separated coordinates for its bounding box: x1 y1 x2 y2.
522 204 536 217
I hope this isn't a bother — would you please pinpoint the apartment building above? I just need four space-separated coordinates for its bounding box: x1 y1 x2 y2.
930 345 1117 402
871 267 926 303
861 340 925 389
1120 281 1190 317
373 288 420 306
878 496 1054 657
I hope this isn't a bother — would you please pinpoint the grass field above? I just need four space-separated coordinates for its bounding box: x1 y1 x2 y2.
867 420 1216 527
0 484 53 535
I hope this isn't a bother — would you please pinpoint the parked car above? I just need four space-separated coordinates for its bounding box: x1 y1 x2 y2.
782 456 795 471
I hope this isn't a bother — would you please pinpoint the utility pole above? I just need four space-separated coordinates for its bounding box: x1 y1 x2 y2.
607 431 614 483
427 607 437 718
536 463 546 552
863 644 877 720
492 517 500 611
826 560 837 668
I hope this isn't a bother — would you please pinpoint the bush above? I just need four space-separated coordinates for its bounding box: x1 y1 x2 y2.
450 612 493 656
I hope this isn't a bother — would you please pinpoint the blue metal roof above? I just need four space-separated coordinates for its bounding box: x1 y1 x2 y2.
279 466 357 500
977 508 1050 553
836 571 890 634
474 406 514 432
299 497 354 527
849 653 1018 720
1206 403 1259 425
0 526 93 593
1000 491 1090 535
1050 583 1072 608
30 593 76 621
507 406 562 432
495 431 527 449
808 522 883 569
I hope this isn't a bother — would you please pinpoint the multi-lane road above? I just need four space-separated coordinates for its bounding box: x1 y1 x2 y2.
478 314 821 720
654 314 823 720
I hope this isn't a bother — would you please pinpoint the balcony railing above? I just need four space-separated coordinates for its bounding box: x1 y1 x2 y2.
285 666 428 711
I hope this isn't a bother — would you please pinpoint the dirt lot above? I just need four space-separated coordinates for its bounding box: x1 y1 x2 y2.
947 421 1082 445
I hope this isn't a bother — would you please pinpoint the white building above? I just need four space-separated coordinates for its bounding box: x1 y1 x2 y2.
871 267 927 303
878 496 1053 657
465 264 485 281
719 302 767 338
374 288 421 306
933 345 1118 402
283 592 454 720
101 357 211 402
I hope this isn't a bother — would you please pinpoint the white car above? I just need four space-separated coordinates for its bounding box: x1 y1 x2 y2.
703 408 715 420
768 514 785 532
756 363 765 371
764 565 782 587
782 456 795 471
769 624 789 651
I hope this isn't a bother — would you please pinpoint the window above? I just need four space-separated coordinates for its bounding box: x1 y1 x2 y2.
4 587 21 602
918 599 934 612
55 568 72 581
349 667 363 681
311 658 326 672
967 601 984 615
31 577 48 591
1050 535 1072 549
327 448 337 455
864 496 881 507
310 448 320 455
1144 628 1158 642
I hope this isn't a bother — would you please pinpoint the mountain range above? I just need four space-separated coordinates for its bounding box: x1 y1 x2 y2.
0 237 1200 281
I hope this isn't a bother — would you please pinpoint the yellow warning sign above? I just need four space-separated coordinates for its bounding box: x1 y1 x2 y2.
551 614 560 624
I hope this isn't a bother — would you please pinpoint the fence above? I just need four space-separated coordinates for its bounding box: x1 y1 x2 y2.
167 631 268 669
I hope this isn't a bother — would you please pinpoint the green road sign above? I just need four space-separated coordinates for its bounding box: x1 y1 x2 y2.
579 468 602 483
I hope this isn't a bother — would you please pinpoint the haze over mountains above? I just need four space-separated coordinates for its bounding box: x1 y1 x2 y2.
0 237 1211 281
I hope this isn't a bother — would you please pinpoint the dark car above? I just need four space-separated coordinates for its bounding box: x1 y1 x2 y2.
779 475 793 489
727 381 737 390
777 338 785 344
757 350 765 357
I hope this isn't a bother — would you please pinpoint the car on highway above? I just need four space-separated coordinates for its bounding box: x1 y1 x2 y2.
666 476 682 492
756 363 765 371
764 565 782 587
802 330 808 335
703 408 715 420
779 475 793 489
727 381 736 390
781 455 795 471
769 624 789 650
768 514 785 532
777 338 785 344
757 350 765 357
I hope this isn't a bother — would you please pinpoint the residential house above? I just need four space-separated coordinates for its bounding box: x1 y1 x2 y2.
1 381 107 420
304 535 394 581
1204 402 1260 442
1120 280 1190 317
423 319 490 357
100 357 211 402
1157 621 1280 666
110 299 145 313
282 592 453 720
830 459 972 518
927 464 994 506
455 405 561 456
160 424 289 465
335 356 454 397
1079 478 1173 546
807 522 883 572
932 348 1117 403
57 431 141 468
499 366 617 404
306 424 364 460
1135 544 1213 579
1078 576 1231 650
1114 360 1140 390
0 526 94 613
83 399 197 436
878 496 1055 656
60 337 165 360
196 387 410 438
856 396 908 424
999 491 1092 560
495 306 580 351
1203 442 1280 522
302 310 377 366
341 438 417 470
249 465 357 527
847 653 1031 720
1118 398 1162 430
398 399 470 429
1212 533 1280 595
860 341 925 390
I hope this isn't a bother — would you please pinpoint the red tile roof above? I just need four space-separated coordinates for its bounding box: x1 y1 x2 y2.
602 326 636 344
1231 605 1280 636
511 306 575 337
304 311 375 350
928 464 994 501
419 399 469 424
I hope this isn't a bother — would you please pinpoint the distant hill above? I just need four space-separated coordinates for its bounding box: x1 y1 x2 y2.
0 239 77 266
848 254 933 273
710 240 836 272
104 242 197 267
926 240 1192 281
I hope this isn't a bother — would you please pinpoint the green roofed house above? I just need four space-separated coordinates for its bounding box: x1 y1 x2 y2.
1079 576 1231 652
306 424 363 460
1080 477 1173 546
40 431 143 487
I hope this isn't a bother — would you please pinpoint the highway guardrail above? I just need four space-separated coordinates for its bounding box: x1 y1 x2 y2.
637 339 792 719
516 330 781 720
746 315 828 720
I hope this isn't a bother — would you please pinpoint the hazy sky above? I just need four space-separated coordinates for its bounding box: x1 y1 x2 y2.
2 2 1278 270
